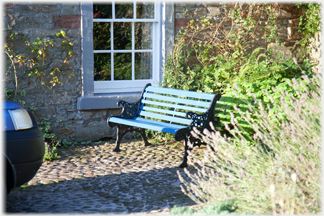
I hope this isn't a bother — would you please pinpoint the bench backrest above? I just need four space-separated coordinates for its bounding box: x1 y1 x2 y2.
138 85 217 126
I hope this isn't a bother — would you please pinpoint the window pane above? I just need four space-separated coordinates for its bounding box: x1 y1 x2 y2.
114 53 132 80
135 52 152 80
94 53 111 81
114 22 132 50
93 22 111 50
93 3 112 19
136 2 154 19
115 3 133 19
135 22 152 50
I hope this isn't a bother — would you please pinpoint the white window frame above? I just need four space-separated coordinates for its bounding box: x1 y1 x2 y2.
93 2 161 94
78 2 174 110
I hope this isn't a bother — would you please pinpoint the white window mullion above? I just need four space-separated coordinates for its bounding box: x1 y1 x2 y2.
132 1 136 81
154 1 156 19
111 22 114 81
132 22 135 81
153 3 159 83
133 1 136 19
112 2 115 19
111 2 115 81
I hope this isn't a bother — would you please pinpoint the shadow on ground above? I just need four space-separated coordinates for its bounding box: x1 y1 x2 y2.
6 164 197 213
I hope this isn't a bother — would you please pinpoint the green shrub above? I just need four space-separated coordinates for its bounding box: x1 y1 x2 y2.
170 199 238 215
177 71 321 214
161 4 317 139
215 57 315 136
170 206 196 215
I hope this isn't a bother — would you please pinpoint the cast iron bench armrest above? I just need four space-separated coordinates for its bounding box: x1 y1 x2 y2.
108 83 151 128
186 93 221 131
107 100 141 127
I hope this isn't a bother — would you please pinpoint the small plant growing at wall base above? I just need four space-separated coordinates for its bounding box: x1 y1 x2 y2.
38 118 59 161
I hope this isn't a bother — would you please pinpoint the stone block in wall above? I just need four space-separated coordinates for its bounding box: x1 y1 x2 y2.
250 25 266 40
207 7 221 17
188 55 199 66
282 41 296 47
267 42 292 62
175 12 184 19
33 106 56 120
20 29 58 42
205 2 221 7
55 127 75 138
175 19 190 30
245 39 267 54
75 121 115 142
54 15 81 29
290 41 307 64
193 7 208 19
22 14 55 29
288 18 303 40
5 35 25 51
61 4 80 15
271 4 304 19
276 24 288 40
180 3 197 8
21 4 61 14
81 110 112 120
224 3 236 8
251 10 268 20
307 32 321 66
54 103 77 112
67 29 81 38
67 111 83 121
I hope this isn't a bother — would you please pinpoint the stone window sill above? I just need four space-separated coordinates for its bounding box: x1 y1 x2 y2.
77 92 141 110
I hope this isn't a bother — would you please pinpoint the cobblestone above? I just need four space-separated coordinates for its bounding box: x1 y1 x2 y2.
6 138 206 214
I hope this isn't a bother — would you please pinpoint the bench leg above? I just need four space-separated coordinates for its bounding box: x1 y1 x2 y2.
135 128 151 147
179 137 192 168
114 126 150 152
113 125 134 152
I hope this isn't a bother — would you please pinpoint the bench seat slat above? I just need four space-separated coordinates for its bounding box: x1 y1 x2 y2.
146 86 215 100
143 93 211 108
108 117 187 134
141 99 208 113
133 117 186 130
140 105 187 117
138 110 192 125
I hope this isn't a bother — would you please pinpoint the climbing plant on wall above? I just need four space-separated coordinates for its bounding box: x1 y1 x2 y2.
296 3 321 47
4 30 74 103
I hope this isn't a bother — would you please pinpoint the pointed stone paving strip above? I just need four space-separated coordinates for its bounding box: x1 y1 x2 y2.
6 138 206 214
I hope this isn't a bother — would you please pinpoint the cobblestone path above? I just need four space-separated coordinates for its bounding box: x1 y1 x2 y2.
6 138 205 214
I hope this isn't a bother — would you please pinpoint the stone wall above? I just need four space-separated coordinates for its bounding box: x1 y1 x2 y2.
174 3 307 62
4 3 117 142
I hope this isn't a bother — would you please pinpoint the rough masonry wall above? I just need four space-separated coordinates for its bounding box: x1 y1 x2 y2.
174 3 307 63
4 3 116 142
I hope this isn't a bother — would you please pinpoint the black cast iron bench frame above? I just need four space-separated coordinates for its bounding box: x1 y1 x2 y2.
107 83 221 168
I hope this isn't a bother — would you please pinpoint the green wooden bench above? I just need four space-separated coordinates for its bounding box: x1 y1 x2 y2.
107 83 221 168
